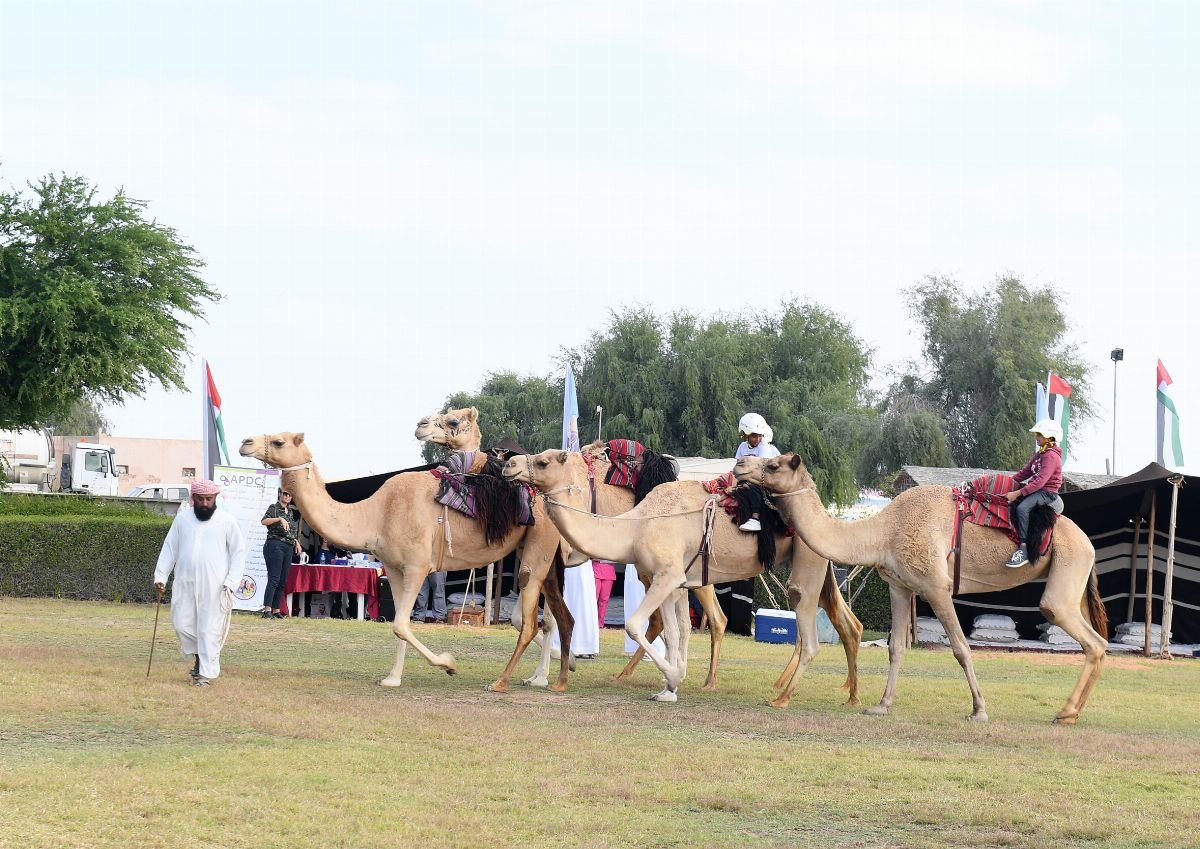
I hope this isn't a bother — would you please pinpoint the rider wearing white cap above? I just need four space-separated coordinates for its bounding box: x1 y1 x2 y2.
1004 419 1065 567
734 413 781 532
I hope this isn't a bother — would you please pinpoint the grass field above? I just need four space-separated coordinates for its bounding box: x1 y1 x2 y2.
1 597 1197 849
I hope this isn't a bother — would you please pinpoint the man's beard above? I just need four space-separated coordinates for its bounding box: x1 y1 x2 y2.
193 504 217 521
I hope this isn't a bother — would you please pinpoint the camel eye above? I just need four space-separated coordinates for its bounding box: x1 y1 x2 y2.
271 439 284 447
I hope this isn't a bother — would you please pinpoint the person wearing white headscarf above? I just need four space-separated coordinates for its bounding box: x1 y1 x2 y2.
733 413 781 531
153 479 247 686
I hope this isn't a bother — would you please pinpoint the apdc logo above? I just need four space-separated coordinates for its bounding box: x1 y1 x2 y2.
234 576 257 600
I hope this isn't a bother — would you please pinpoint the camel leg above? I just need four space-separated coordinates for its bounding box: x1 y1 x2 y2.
487 571 546 693
672 589 691 687
819 566 863 705
1040 565 1107 725
649 587 686 702
382 565 456 685
864 583 915 716
769 575 824 709
616 571 665 682
694 584 726 691
626 573 686 702
924 591 988 722
541 567 575 693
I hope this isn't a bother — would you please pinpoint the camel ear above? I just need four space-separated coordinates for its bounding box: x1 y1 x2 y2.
293 433 305 446
789 454 802 470
556 451 568 464
468 406 479 421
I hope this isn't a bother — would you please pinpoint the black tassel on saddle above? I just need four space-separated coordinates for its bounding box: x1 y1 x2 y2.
472 461 524 545
633 449 678 505
730 486 782 570
1026 503 1058 558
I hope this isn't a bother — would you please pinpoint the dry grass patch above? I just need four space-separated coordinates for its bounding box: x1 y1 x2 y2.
1 598 1198 849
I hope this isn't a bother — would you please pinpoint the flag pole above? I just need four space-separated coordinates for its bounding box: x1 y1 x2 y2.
1158 476 1184 660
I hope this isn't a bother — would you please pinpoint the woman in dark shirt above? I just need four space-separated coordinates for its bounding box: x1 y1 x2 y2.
261 490 302 618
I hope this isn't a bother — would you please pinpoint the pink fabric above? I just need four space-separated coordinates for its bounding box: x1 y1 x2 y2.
190 479 220 496
595 574 615 626
591 560 618 581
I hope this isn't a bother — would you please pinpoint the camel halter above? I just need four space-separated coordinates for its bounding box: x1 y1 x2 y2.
278 462 313 479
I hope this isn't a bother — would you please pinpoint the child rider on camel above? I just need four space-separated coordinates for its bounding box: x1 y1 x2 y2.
1005 419 1066 567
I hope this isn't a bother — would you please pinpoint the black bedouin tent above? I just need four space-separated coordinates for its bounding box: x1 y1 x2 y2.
921 462 1199 646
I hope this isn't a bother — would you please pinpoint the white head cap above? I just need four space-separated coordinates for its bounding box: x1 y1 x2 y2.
1029 419 1063 443
738 413 774 443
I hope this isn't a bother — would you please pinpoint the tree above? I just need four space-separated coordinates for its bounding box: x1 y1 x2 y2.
44 395 112 437
0 174 219 430
432 301 875 506
894 275 1093 471
421 372 563 464
855 385 954 491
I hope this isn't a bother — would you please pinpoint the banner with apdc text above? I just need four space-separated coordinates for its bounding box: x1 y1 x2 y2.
215 465 281 611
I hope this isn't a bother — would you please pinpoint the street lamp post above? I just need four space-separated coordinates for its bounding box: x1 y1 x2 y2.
1111 348 1124 474
596 405 603 443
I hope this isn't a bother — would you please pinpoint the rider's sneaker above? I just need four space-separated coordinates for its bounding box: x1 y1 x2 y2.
1005 545 1029 568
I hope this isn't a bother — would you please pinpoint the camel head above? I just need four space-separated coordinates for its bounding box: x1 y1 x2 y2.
414 406 480 448
502 449 583 492
733 452 813 494
239 432 312 470
581 439 610 464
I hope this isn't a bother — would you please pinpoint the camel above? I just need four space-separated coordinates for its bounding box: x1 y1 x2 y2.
735 453 1109 724
413 410 731 691
238 431 576 691
413 407 576 690
503 449 864 705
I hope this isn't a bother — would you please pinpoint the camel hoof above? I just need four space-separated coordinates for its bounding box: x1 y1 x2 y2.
523 675 549 688
1053 714 1078 726
844 697 861 707
648 690 678 703
485 680 509 693
966 712 989 723
863 705 890 716
380 676 403 688
548 681 568 693
768 695 791 709
700 682 718 692
614 672 632 683
436 653 457 675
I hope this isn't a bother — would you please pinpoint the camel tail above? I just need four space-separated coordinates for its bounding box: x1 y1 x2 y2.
1085 565 1109 640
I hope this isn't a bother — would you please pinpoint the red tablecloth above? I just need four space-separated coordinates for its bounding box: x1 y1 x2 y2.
281 564 381 618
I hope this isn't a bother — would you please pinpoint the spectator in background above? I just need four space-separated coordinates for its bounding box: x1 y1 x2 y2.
317 537 337 564
260 489 302 618
593 560 617 628
412 571 446 624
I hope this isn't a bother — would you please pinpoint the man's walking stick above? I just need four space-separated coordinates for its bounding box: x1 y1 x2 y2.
147 587 164 678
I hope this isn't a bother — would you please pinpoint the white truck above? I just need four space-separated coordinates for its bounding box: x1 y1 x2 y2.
0 429 120 496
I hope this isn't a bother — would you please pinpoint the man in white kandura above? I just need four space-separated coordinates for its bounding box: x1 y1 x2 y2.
153 479 247 687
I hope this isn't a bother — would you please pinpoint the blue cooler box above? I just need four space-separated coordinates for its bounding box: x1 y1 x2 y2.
755 609 797 643
754 608 841 644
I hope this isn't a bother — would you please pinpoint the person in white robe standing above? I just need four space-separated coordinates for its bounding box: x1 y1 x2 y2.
551 560 601 657
153 479 247 686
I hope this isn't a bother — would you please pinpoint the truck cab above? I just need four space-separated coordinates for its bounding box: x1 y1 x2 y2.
62 442 120 496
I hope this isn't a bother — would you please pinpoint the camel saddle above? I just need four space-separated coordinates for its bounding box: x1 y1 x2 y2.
604 439 645 489
949 474 1056 593
433 450 534 527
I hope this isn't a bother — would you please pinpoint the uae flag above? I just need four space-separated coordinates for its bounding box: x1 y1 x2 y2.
202 359 231 478
1156 359 1184 467
1035 371 1073 455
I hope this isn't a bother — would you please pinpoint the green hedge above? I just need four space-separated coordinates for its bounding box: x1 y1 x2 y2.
0 491 164 517
0 514 172 603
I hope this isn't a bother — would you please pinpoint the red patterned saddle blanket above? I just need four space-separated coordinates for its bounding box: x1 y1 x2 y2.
950 474 1053 556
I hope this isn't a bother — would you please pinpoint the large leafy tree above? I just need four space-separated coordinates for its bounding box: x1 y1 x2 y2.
432 301 874 506
895 275 1093 470
0 174 218 430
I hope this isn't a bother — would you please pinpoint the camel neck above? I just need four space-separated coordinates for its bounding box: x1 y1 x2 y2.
773 487 886 566
282 462 378 554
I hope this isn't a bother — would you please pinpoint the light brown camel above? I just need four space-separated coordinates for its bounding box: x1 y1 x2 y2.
504 449 864 705
413 406 575 689
413 411 730 691
735 453 1109 724
239 432 576 691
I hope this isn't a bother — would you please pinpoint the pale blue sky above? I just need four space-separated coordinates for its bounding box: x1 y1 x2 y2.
2 2 1196 477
